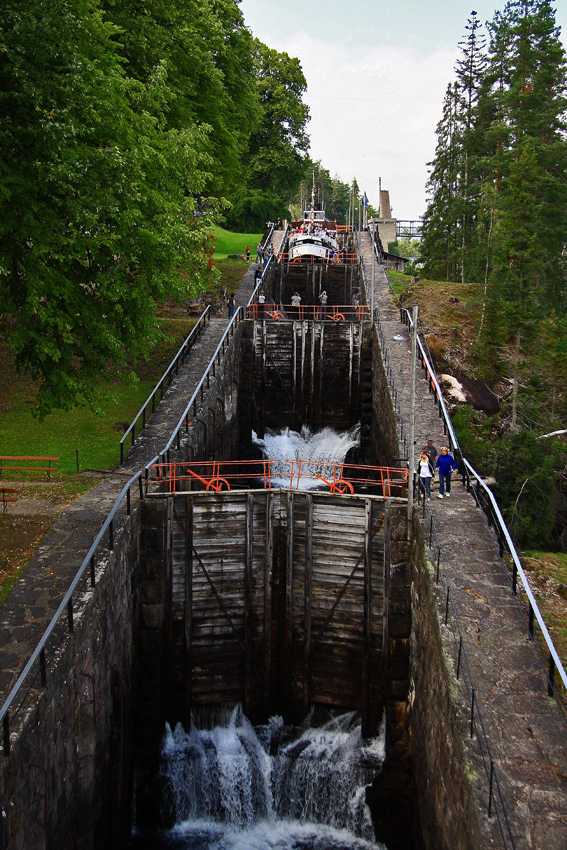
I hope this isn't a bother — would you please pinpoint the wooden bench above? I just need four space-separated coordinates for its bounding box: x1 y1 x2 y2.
0 456 59 480
1 488 18 513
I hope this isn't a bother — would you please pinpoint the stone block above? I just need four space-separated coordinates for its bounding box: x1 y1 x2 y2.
389 561 411 588
389 657 410 680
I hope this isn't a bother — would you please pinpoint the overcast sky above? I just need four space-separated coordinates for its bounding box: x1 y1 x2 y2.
240 0 567 221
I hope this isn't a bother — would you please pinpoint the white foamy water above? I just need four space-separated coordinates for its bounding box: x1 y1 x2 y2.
252 425 360 489
146 706 387 850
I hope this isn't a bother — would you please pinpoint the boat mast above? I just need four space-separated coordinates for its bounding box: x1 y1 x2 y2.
308 170 316 232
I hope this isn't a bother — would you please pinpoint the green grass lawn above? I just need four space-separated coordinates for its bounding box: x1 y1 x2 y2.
211 225 263 260
0 229 256 475
0 316 195 473
0 382 157 472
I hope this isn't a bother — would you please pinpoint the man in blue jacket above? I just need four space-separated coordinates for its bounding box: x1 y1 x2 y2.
436 446 457 498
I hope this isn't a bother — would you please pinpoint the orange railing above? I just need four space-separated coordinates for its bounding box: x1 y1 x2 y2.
277 252 359 265
147 459 409 497
245 304 369 321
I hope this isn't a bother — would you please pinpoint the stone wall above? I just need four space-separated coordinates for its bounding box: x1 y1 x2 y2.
0 509 141 850
371 329 401 466
409 515 483 850
169 321 243 466
0 318 246 850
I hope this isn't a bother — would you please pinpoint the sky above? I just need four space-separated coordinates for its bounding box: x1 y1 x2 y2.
240 0 567 221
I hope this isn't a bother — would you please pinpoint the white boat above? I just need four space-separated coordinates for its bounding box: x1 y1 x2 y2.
288 180 339 263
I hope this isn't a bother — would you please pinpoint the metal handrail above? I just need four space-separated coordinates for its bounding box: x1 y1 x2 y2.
244 303 369 322
461 459 567 699
0 308 244 755
262 222 275 253
146 459 409 496
399 304 567 698
119 307 211 463
1 470 143 753
414 486 517 849
156 306 245 463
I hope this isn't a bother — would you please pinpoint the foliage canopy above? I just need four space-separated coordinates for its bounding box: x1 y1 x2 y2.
0 0 312 410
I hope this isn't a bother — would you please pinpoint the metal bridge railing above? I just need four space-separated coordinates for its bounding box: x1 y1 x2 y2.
413 478 517 849
244 303 369 322
145 459 409 497
278 252 359 265
398 305 567 710
1 470 144 756
119 306 211 464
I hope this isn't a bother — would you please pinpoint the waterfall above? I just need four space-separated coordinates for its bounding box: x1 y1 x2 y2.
252 424 360 489
151 705 387 850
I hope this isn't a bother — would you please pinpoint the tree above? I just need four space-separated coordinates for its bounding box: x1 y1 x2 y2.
99 0 261 199
421 83 461 279
228 40 310 230
485 0 567 424
421 12 491 283
290 160 352 223
0 0 216 414
454 11 488 283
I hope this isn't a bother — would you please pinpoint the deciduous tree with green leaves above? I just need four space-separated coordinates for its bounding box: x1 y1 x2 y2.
0 0 216 415
227 40 310 230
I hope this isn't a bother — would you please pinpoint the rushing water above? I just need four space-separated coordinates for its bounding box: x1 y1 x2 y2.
134 706 387 850
252 425 360 489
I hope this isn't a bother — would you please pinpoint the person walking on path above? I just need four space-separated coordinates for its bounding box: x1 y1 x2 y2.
417 450 433 500
258 289 266 319
246 245 250 262
436 446 457 498
422 439 437 471
227 293 236 319
422 438 437 487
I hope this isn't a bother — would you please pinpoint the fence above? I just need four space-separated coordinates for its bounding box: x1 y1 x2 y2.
244 303 369 322
1 471 144 755
415 485 517 849
145 458 409 496
357 226 567 848
119 307 211 463
398 305 567 710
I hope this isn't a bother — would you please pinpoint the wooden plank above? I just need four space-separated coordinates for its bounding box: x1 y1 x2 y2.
186 498 193 715
244 493 253 715
285 491 294 715
362 498 372 737
264 492 273 712
303 494 313 714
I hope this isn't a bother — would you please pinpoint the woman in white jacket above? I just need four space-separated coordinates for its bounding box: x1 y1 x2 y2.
417 450 433 500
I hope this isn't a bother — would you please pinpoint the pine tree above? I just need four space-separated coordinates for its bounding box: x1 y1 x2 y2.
485 0 567 425
421 82 461 279
454 12 488 283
